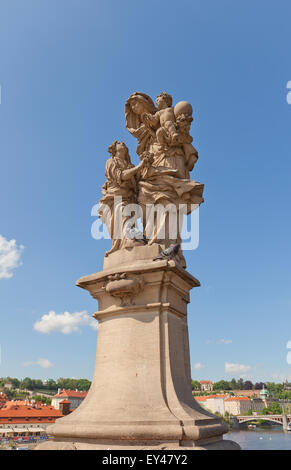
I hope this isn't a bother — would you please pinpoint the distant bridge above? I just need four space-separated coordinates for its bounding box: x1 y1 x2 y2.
232 414 291 430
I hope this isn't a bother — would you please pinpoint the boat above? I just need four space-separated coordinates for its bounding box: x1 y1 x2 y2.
286 423 291 432
248 424 256 429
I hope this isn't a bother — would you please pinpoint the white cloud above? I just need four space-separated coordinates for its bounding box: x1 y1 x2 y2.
225 362 251 375
193 362 204 370
206 339 233 345
219 339 233 344
0 235 24 279
34 310 98 334
23 358 53 369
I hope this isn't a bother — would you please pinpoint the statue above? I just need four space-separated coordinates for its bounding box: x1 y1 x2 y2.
125 92 204 253
35 91 240 451
98 140 151 256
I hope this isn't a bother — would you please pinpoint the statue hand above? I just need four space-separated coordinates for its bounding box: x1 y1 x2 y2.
140 152 154 167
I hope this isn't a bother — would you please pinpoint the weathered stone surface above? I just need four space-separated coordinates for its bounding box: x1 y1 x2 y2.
36 252 239 450
35 92 239 450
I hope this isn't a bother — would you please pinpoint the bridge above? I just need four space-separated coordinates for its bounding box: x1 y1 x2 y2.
231 414 291 431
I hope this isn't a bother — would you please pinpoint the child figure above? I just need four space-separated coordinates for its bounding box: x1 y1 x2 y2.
142 92 179 145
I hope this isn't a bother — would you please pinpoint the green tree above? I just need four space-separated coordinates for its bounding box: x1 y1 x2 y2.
20 377 33 390
191 380 200 390
33 395 52 405
261 402 282 415
230 378 238 390
267 402 282 414
237 378 244 390
213 380 231 391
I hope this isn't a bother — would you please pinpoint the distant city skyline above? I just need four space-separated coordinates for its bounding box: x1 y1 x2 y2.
1 1 291 383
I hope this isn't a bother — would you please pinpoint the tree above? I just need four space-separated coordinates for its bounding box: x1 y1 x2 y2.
8 378 20 389
254 382 265 390
237 378 244 390
56 377 91 391
191 380 200 390
44 379 57 390
243 380 253 390
261 402 282 415
230 378 238 390
267 402 282 414
213 380 231 391
20 377 33 390
33 395 52 405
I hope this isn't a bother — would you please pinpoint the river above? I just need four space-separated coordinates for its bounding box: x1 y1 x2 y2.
226 426 291 450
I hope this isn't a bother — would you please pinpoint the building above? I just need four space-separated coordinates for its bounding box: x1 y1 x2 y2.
250 398 265 413
232 390 261 398
195 394 229 415
0 400 63 438
283 379 291 391
199 380 213 392
58 400 71 416
3 382 13 390
51 389 87 410
224 397 251 415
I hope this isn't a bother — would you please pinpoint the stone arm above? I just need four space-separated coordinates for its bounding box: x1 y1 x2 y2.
142 111 161 130
121 160 148 181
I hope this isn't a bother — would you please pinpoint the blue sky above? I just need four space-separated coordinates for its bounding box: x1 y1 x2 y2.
0 0 291 383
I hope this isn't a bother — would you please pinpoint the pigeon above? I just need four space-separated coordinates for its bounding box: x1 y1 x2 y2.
125 225 148 244
153 243 180 261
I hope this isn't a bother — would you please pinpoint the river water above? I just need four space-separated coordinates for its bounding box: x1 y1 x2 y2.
226 426 291 450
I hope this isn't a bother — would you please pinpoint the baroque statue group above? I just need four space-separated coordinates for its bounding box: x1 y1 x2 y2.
36 90 240 451
98 91 204 265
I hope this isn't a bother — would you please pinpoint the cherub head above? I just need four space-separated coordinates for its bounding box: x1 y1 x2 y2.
156 92 172 110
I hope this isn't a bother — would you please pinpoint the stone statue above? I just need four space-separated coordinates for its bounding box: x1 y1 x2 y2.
98 140 151 256
35 91 240 451
125 91 204 251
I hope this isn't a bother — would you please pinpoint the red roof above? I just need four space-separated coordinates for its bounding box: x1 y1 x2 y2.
199 380 213 384
59 400 70 404
53 389 87 399
225 397 250 402
232 390 261 397
0 401 63 424
195 394 228 402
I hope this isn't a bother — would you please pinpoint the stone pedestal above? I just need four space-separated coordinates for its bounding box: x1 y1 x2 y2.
36 245 239 450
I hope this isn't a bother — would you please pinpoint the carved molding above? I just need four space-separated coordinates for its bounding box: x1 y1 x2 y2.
105 273 144 306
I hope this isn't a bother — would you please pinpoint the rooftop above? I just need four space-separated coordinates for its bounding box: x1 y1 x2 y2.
225 397 250 402
0 401 63 424
195 394 229 402
53 389 87 399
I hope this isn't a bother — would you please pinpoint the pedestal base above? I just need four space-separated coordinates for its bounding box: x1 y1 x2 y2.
36 246 240 450
36 438 240 450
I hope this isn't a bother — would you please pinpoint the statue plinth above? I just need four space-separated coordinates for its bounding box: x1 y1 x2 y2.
37 246 239 450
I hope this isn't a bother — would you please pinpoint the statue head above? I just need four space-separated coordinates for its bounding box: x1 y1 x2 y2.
126 92 156 116
156 92 172 110
108 141 131 164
